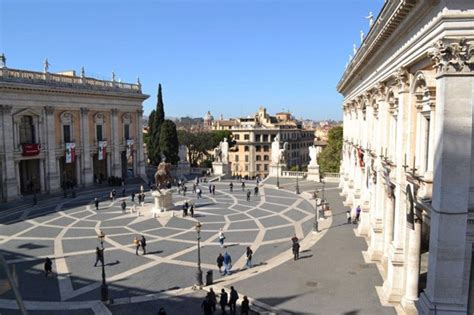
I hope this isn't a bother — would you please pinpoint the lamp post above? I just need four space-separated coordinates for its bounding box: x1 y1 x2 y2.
296 172 300 194
195 221 203 287
313 191 319 232
276 163 280 189
98 230 109 302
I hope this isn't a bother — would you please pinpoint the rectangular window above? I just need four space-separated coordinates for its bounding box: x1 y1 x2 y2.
245 165 249 171
256 164 261 171
256 155 261 161
96 125 103 141
244 134 250 140
256 145 261 152
271 135 276 142
235 155 239 162
255 135 261 142
234 134 240 140
244 146 249 152
264 155 269 161
263 135 268 142
63 125 71 143
263 145 269 152
19 116 35 144
124 124 130 140
264 164 268 171
245 155 249 162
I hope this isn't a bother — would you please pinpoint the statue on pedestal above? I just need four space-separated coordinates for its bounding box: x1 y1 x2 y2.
309 145 322 167
154 162 172 190
178 145 188 162
271 134 288 165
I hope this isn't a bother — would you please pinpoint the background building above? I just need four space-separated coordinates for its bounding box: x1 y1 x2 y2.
217 107 314 178
338 1 474 314
0 61 148 201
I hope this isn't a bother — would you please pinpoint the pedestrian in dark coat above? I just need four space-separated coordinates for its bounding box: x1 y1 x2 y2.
112 189 116 201
44 257 53 277
94 247 104 267
246 190 251 202
190 202 195 217
346 210 351 224
241 296 250 315
121 200 127 213
220 288 228 315
131 191 135 202
229 182 233 192
140 235 147 255
122 186 126 197
245 247 253 268
209 288 217 312
158 307 167 315
228 286 239 314
212 184 216 195
202 294 214 315
241 182 245 191
217 253 224 272
254 186 259 196
209 184 212 194
94 198 99 210
134 236 140 255
292 241 300 260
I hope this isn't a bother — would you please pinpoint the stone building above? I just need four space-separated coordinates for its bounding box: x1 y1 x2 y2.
223 107 314 178
338 1 474 314
0 62 148 201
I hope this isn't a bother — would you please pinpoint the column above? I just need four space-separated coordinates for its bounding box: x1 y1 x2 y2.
80 108 93 185
44 106 60 192
418 39 474 315
382 195 395 264
136 109 146 179
110 108 121 177
1 105 18 200
401 218 422 311
383 68 409 303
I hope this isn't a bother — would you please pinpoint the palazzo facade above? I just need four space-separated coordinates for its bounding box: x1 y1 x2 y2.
0 64 148 201
338 0 474 314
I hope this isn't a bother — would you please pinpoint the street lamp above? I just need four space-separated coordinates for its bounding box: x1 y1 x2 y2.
97 230 109 302
276 163 280 189
296 172 300 194
313 191 319 232
195 221 203 287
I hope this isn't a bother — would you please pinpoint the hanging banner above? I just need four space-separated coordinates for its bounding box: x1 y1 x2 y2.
22 144 41 156
406 184 415 230
126 139 134 159
98 141 107 160
65 143 76 163
357 148 365 167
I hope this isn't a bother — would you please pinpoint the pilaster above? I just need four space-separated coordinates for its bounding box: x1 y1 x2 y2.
1 105 18 200
44 106 60 192
80 108 93 185
110 108 121 177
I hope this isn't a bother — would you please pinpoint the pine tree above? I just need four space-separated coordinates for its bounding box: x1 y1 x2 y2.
159 120 179 165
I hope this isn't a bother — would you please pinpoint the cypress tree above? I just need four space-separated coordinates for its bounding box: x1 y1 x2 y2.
156 83 165 124
159 120 179 165
147 84 167 165
147 110 156 164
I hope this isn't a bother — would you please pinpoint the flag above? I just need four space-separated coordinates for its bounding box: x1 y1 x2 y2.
98 141 107 160
406 184 415 230
126 139 134 159
65 143 76 163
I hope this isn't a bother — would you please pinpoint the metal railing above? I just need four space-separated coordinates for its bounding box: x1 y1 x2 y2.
281 171 307 178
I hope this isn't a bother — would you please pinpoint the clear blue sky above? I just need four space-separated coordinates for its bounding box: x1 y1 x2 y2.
1 0 384 121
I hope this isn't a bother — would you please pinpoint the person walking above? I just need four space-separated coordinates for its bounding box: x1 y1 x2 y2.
197 187 202 199
245 247 253 268
94 246 104 267
158 307 167 315
212 184 216 195
44 257 53 277
134 236 140 255
228 286 239 315
131 191 135 202
241 296 250 315
183 185 187 196
140 235 147 255
217 253 224 273
202 293 214 315
218 228 225 248
229 182 233 192
183 201 189 217
190 202 195 217
292 241 300 260
112 189 116 201
220 288 228 315
346 210 352 224
291 235 298 245
137 193 142 206
109 191 113 201
209 288 217 313
246 190 251 202
193 183 197 194
241 181 245 192
94 197 99 210
355 205 361 224
122 186 126 197
223 251 232 275
141 193 145 205
254 186 259 196
209 184 212 194
121 200 127 213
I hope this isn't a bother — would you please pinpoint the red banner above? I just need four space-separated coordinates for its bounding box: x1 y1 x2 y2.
357 148 365 168
22 144 40 156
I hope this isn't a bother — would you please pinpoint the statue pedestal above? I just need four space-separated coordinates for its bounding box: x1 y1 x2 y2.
152 189 174 214
212 162 230 176
307 165 321 182
177 161 191 176
269 163 285 177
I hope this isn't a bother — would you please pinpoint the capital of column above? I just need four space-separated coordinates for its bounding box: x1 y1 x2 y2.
80 107 89 115
44 106 55 115
429 38 474 76
0 105 12 114
111 108 119 116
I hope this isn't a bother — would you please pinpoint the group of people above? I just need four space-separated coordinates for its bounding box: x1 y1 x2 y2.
346 205 361 224
202 287 249 315
93 186 147 211
216 229 254 275
182 200 195 217
133 235 147 255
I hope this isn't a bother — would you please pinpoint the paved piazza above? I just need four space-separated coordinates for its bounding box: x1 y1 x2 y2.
0 180 319 313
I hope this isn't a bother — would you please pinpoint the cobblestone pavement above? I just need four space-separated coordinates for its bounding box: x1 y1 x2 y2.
0 179 326 314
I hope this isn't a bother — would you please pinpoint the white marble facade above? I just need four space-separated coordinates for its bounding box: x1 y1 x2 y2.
0 65 149 201
338 1 474 314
